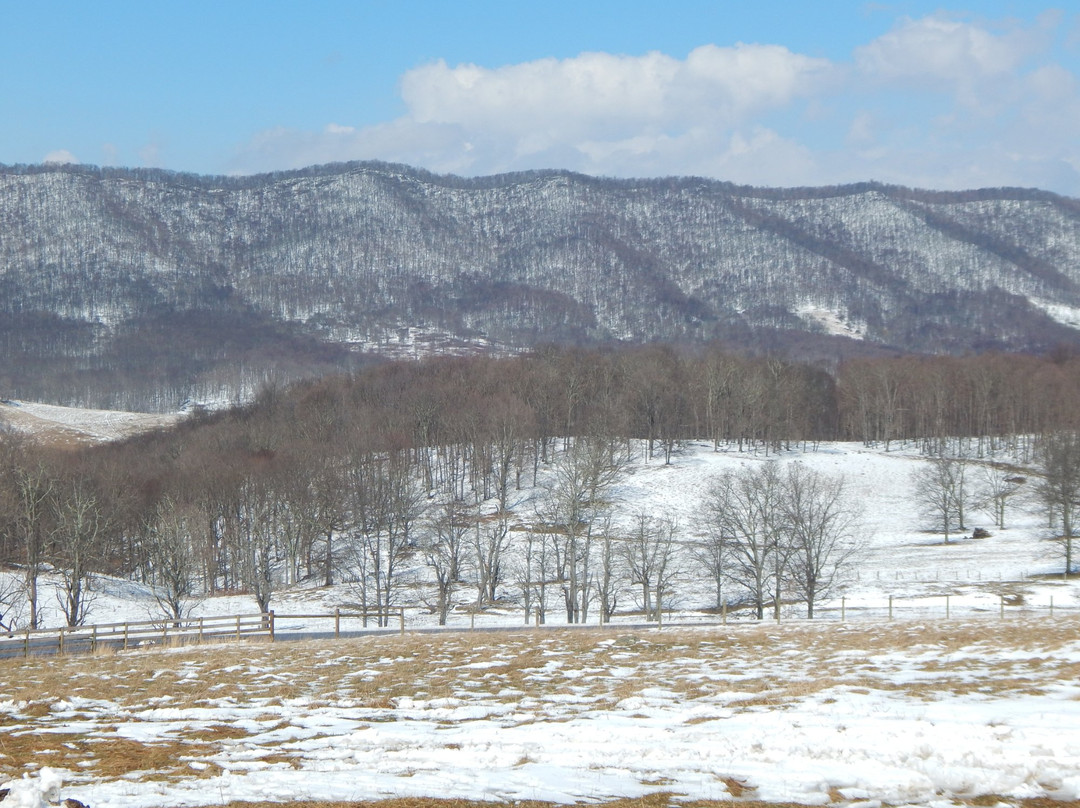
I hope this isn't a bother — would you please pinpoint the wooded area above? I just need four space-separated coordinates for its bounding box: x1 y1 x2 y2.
2 343 1079 631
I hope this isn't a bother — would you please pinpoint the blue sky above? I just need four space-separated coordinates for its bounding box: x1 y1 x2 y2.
3 1 1080 194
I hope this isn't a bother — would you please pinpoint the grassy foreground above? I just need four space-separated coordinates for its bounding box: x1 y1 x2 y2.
3 617 1080 806
206 798 1080 808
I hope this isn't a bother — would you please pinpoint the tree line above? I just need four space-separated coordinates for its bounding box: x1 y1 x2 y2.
2 343 1080 630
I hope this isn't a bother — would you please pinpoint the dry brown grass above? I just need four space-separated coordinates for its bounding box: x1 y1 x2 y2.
171 799 1080 808
90 737 217 780
4 616 1080 795
0 732 216 781
7 616 1080 709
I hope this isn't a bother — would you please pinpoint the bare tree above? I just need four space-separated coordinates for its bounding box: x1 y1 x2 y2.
700 464 783 619
541 438 622 623
977 465 1026 530
50 480 109 627
912 454 972 543
518 525 557 625
308 454 352 586
781 463 861 618
690 532 727 612
621 510 681 621
346 454 423 626
143 496 203 623
473 511 512 608
0 572 25 632
594 515 621 623
1038 431 1080 576
13 462 55 629
422 501 468 625
233 471 279 614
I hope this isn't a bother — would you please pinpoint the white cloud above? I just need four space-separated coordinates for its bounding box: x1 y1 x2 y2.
853 12 1060 114
43 149 78 165
140 141 162 167
229 12 1080 196
231 44 833 179
401 44 831 141
855 15 1033 84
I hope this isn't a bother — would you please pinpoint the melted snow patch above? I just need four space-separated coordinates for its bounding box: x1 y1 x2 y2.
795 304 865 340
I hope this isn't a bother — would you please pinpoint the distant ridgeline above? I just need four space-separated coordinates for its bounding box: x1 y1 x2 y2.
2 160 1080 409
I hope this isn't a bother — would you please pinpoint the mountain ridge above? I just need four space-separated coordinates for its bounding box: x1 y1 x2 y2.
3 160 1080 408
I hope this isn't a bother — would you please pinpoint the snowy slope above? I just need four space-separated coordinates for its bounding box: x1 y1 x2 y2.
3 441 1080 808
2 441 1074 630
0 400 181 447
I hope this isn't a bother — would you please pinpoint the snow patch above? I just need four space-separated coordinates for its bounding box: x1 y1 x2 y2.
795 303 865 340
1030 298 1080 330
0 400 181 444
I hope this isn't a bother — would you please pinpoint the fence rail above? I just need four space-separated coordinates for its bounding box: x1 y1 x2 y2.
0 597 1075 660
0 608 411 659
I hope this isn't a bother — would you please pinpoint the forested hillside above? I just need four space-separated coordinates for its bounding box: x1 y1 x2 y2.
4 162 1080 409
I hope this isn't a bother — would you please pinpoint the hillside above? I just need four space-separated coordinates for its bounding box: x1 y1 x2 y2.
0 399 181 448
2 440 1075 631
4 162 1080 408
3 439 1080 808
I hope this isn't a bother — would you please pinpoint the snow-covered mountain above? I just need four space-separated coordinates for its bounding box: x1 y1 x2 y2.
4 161 1080 406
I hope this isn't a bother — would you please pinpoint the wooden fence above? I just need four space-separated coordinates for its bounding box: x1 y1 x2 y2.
1 595 1076 660
0 608 406 659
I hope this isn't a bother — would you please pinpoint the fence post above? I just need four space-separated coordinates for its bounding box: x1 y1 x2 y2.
1050 596 1054 618
58 627 64 657
841 598 846 622
470 612 475 631
236 616 241 640
23 629 29 658
199 617 204 643
335 608 340 638
888 596 893 620
399 609 405 636
269 611 276 642
1000 595 1004 619
123 623 129 650
722 600 727 625
91 625 97 653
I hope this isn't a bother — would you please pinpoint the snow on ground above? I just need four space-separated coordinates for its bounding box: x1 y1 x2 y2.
2 440 1076 630
3 618 1080 808
1031 298 1080 330
3 440 1080 808
0 401 181 446
795 304 866 340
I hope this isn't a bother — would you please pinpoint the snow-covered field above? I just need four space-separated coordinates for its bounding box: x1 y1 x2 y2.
3 439 1080 808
